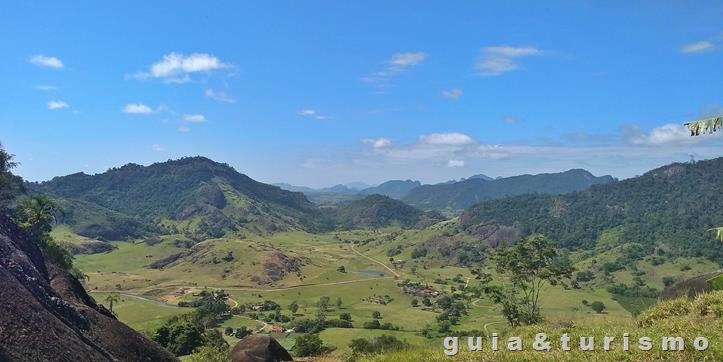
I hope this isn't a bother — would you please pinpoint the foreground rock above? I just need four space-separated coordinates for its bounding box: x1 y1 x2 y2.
231 335 293 362
0 214 177 362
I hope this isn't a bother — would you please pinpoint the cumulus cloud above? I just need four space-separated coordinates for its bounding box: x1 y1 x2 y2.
204 89 236 103
447 159 465 168
47 100 69 110
680 41 714 54
131 52 229 82
298 109 332 120
420 132 475 145
441 88 463 100
476 45 542 76
122 103 155 114
30 55 64 69
151 144 166 152
626 123 720 145
182 114 207 123
363 138 392 151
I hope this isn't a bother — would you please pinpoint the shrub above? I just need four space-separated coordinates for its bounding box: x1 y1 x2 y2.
590 301 605 313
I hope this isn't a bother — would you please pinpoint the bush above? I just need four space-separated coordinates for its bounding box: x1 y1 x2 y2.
590 301 605 313
363 320 381 329
292 333 323 357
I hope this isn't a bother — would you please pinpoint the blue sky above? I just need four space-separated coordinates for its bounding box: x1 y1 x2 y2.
1 1 722 187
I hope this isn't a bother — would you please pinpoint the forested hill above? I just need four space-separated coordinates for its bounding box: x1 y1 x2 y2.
328 194 442 229
460 157 723 259
26 157 326 238
403 169 616 211
358 180 422 199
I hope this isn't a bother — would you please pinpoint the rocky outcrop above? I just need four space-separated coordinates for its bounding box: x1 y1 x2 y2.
0 213 177 362
231 335 293 362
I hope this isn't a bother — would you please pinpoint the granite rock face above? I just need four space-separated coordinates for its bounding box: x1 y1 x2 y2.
0 214 177 362
231 335 294 362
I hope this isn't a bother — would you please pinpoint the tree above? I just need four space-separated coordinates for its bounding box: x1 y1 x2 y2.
337 265 346 273
473 235 573 326
195 290 230 328
0 144 22 205
336 297 343 309
363 320 381 329
292 333 323 357
224 327 234 336
590 301 606 314
289 301 299 314
317 296 331 312
104 293 121 315
234 328 251 339
438 320 451 333
371 311 382 319
411 299 419 307
339 312 352 321
14 195 74 272
152 314 207 356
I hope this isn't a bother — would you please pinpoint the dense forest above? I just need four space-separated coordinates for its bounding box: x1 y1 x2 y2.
460 158 723 260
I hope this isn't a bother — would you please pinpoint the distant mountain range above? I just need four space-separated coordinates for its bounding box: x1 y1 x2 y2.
403 169 616 211
276 169 613 211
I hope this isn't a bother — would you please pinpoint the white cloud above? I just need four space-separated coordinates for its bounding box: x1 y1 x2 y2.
476 45 542 76
122 103 154 114
151 144 166 152
363 51 427 85
131 52 229 82
205 89 236 103
363 138 392 150
441 88 463 100
182 114 207 123
178 126 190 133
680 41 714 54
298 109 332 120
420 132 475 145
29 55 63 69
35 85 58 91
447 159 465 168
503 115 522 124
627 123 720 145
390 52 426 67
47 100 69 110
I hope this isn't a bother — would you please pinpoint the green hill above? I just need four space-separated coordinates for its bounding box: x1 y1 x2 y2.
329 194 441 229
459 158 723 259
403 169 615 212
359 180 422 199
26 157 326 239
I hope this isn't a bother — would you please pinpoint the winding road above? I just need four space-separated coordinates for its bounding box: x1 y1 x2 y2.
350 244 400 278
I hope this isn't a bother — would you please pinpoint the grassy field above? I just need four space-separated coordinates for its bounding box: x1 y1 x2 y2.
70 226 722 357
90 291 191 334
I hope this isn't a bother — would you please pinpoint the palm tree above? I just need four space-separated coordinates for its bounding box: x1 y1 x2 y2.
105 294 121 315
16 195 63 241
